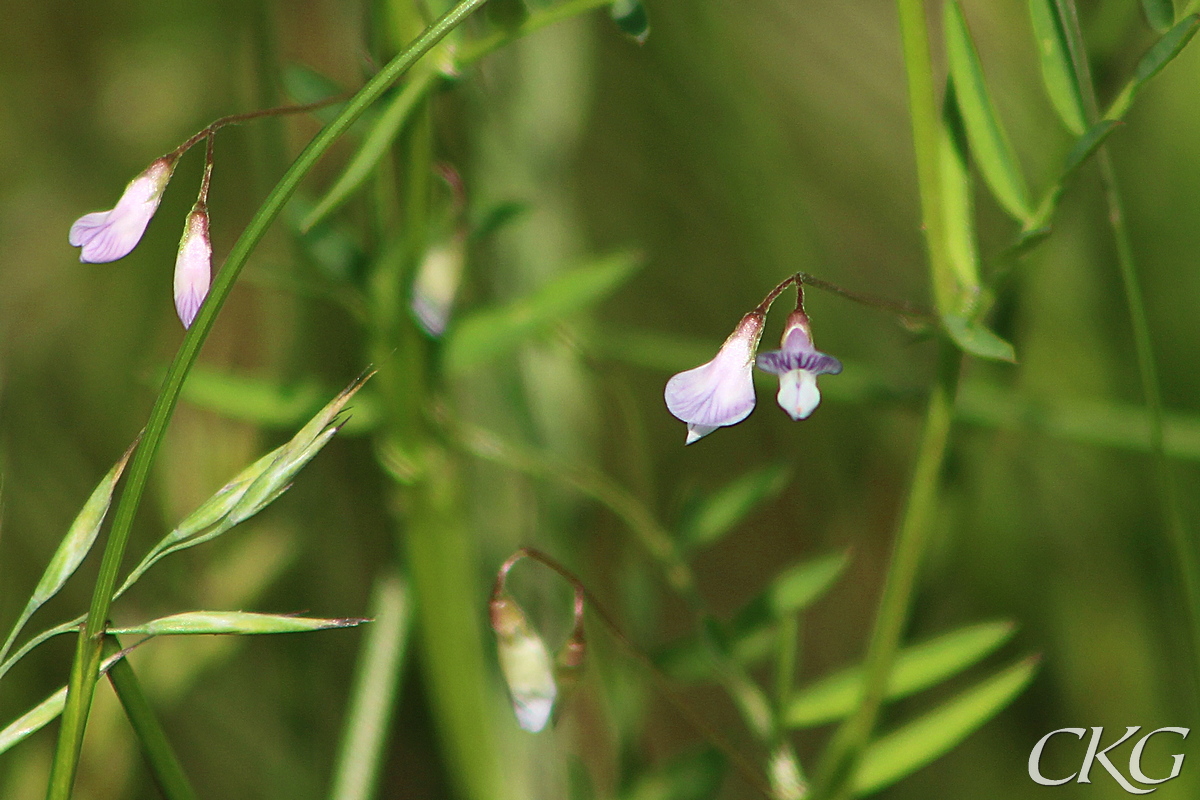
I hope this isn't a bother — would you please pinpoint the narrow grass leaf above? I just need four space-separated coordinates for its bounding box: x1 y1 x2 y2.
301 71 439 232
0 649 128 755
108 611 367 637
1028 0 1088 134
0 687 67 756
943 315 1016 363
611 0 650 44
851 656 1039 795
444 253 640 374
1142 0 1176 33
786 621 1017 729
939 83 981 294
1107 15 1200 120
943 0 1033 222
0 444 134 663
679 463 792 550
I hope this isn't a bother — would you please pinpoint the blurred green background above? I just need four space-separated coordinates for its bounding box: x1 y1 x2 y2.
2 0 1200 798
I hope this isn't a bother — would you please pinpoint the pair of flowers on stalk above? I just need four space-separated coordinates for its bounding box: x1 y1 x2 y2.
69 133 215 329
665 277 842 443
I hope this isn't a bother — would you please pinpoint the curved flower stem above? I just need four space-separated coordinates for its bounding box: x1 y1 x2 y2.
815 344 960 800
45 2 493 797
501 548 776 799
1055 0 1200 708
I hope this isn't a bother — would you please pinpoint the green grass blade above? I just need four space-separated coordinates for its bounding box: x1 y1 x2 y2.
301 70 440 232
0 444 133 664
850 656 1039 795
938 82 981 295
1106 15 1200 120
943 0 1033 222
443 252 640 374
678 463 792 550
107 611 367 636
328 573 412 800
0 687 67 756
786 621 1016 729
1028 0 1088 134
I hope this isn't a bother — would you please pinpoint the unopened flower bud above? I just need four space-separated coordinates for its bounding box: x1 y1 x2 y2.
490 593 558 732
69 156 176 263
173 205 212 329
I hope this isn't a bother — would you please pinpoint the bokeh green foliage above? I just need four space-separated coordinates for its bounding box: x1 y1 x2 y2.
1 0 1200 798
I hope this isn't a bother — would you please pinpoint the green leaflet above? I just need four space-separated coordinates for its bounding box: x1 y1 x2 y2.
939 82 981 295
786 621 1016 728
1142 0 1177 33
678 463 792 550
943 0 1033 223
611 0 650 44
1027 0 1088 134
851 656 1039 794
443 253 641 374
1107 15 1200 120
943 314 1016 363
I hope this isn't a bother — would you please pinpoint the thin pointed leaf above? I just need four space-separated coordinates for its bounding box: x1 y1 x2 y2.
0 686 67 756
851 656 1039 795
1028 0 1088 134
0 445 134 663
679 464 791 550
108 611 367 637
611 0 650 44
944 0 1033 222
1107 15 1200 120
444 253 641 374
786 621 1017 729
301 71 439 232
1142 0 1176 33
943 315 1016 363
0 649 127 755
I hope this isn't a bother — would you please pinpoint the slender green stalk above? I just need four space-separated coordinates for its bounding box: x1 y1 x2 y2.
816 346 960 800
894 0 956 319
1058 0 1200 709
105 638 199 800
45 2 493 797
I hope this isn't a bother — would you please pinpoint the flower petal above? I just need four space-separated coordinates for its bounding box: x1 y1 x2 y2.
69 157 175 263
777 369 822 421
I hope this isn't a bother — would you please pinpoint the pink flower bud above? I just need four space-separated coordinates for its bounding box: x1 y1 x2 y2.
664 312 765 444
69 157 175 263
173 206 212 329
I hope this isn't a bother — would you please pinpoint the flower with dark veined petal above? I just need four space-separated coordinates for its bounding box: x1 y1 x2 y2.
665 312 765 444
173 205 212 329
755 310 842 420
69 156 176 263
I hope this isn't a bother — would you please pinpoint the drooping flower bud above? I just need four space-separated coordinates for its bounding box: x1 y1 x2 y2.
665 311 765 444
69 156 176 263
173 205 212 329
490 592 558 733
411 235 466 338
755 310 842 421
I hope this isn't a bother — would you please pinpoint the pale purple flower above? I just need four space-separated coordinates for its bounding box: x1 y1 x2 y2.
755 311 842 421
173 206 212 329
69 157 176 263
665 312 764 444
